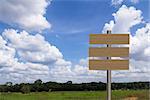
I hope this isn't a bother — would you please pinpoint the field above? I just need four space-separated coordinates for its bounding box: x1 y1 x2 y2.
0 90 149 100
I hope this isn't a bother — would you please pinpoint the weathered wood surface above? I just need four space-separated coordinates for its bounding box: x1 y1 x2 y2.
89 60 129 70
89 34 129 44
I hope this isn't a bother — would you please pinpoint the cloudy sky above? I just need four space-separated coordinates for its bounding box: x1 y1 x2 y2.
0 0 149 84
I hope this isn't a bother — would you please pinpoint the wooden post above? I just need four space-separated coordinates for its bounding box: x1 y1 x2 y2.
107 30 111 100
89 30 129 99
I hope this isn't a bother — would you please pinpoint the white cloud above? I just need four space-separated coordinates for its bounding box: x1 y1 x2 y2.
0 0 51 32
144 47 150 56
0 4 149 83
112 0 140 5
0 29 70 83
0 31 106 83
103 5 143 33
112 0 124 5
102 5 150 82
102 5 149 62
0 27 149 83
2 29 63 64
113 5 143 33
0 36 16 68
0 29 101 83
130 23 150 61
131 0 139 4
102 20 114 33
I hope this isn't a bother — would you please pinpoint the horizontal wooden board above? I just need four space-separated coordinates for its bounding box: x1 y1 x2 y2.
89 47 129 57
89 60 129 70
90 34 129 44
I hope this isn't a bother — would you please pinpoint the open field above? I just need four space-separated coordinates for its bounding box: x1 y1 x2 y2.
0 90 149 100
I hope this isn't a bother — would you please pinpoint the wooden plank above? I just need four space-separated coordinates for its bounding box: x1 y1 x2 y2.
90 34 129 44
89 47 129 57
89 60 129 70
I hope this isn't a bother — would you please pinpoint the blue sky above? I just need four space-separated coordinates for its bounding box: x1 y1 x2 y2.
46 0 113 62
0 0 149 83
0 0 149 63
43 0 149 63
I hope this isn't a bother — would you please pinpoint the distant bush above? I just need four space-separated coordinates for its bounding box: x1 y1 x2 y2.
21 84 30 94
0 79 149 92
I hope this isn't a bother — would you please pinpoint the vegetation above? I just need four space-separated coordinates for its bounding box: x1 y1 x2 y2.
21 84 30 94
0 90 149 100
0 79 149 93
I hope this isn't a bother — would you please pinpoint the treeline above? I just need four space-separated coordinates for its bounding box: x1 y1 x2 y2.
0 79 149 93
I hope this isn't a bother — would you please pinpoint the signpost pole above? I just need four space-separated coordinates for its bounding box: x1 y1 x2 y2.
89 31 129 100
107 30 111 100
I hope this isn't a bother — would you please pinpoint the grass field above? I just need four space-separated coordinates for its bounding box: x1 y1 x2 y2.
0 90 149 100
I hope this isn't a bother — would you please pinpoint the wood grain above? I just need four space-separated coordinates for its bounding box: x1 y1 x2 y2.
89 34 129 44
89 47 129 57
89 60 129 70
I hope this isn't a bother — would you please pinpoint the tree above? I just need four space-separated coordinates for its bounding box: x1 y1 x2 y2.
34 79 42 84
5 82 13 86
21 84 30 94
66 81 72 84
33 79 43 92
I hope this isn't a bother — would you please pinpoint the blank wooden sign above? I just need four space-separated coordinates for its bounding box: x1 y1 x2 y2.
89 34 129 70
89 47 129 57
90 34 129 44
89 60 129 70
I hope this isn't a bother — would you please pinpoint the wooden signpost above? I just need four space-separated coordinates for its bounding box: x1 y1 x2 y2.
89 30 129 100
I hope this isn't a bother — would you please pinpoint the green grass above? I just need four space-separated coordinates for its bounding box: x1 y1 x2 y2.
0 90 149 100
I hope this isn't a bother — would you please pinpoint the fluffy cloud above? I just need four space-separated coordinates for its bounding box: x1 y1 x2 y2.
0 4 149 83
0 29 67 83
0 36 16 68
102 5 150 61
111 0 124 5
131 23 150 61
111 58 150 82
0 26 149 83
112 0 139 5
102 5 150 82
130 0 139 3
0 29 107 83
0 0 51 32
2 29 62 64
103 5 143 33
